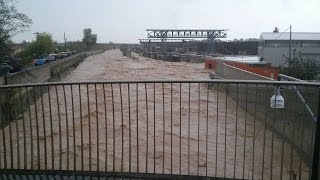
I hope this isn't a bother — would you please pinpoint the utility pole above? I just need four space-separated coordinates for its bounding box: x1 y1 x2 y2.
34 32 40 40
288 25 292 71
64 32 67 52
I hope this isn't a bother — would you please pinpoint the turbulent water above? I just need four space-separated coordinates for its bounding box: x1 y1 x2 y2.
0 50 308 179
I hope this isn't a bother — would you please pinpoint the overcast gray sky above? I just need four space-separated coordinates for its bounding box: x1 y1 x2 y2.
12 0 320 43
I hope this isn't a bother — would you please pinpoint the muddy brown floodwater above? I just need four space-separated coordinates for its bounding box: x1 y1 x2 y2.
0 50 309 179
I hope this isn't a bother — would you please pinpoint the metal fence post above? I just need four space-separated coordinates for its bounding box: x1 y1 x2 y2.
311 87 320 180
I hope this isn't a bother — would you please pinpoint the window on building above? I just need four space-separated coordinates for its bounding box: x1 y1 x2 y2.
302 41 320 47
292 42 302 47
265 41 288 47
265 41 307 48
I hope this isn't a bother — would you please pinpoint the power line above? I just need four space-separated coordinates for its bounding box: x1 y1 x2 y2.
215 42 234 55
274 26 291 40
64 32 67 51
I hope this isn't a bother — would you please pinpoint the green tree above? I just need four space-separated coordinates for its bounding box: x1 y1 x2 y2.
282 50 320 80
17 32 54 64
67 41 85 52
30 33 54 55
82 28 97 50
0 0 32 60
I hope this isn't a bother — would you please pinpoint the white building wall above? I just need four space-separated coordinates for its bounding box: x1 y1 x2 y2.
259 47 320 67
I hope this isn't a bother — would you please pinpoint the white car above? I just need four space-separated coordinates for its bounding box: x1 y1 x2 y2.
47 54 59 61
60 52 69 58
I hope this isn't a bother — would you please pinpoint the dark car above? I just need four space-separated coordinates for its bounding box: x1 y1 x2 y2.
2 58 22 73
0 63 14 76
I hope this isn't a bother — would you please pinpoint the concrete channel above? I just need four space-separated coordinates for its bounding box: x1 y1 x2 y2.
0 50 310 179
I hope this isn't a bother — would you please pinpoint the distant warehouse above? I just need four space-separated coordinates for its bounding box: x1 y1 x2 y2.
258 32 320 67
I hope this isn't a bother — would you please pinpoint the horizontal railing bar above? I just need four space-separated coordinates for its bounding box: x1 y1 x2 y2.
0 79 320 88
279 74 318 122
279 74 305 82
0 169 244 180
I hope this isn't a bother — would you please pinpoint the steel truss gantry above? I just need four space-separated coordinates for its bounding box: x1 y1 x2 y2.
146 29 227 40
139 38 197 43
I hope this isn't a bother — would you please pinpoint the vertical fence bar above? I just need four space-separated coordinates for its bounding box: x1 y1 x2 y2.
234 83 239 179
1 88 8 170
188 83 191 175
153 83 156 174
179 83 182 175
197 83 200 176
15 88 21 169
47 85 54 170
62 85 69 171
206 83 209 176
280 85 286 179
311 87 320 180
18 87 26 170
170 83 173 175
86 84 92 172
215 83 219 177
8 88 13 170
95 84 99 171
71 85 76 171
261 84 270 180
224 84 228 178
308 86 316 177
289 93 298 179
128 83 132 173
40 86 47 170
145 83 149 173
26 86 33 170
298 86 306 179
33 87 40 170
162 83 165 174
55 85 62 170
103 84 108 172
136 83 139 173
120 83 124 172
111 84 115 172
270 86 277 178
79 84 84 171
243 84 248 179
0 89 2 170
252 84 257 179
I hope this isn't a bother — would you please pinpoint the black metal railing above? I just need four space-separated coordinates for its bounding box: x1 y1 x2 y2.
0 80 319 179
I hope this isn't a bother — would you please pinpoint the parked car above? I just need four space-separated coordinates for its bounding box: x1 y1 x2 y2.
47 54 59 61
33 54 48 66
0 63 14 76
59 52 69 59
2 58 22 73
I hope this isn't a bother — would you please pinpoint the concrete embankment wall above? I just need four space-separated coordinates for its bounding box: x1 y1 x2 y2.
214 61 319 165
2 50 104 85
215 61 274 80
179 54 205 63
0 50 104 127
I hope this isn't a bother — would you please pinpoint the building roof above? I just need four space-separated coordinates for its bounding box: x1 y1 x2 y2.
215 55 264 64
260 32 320 41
